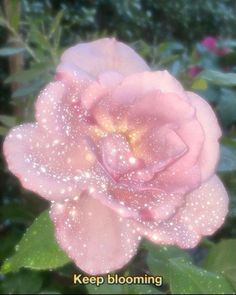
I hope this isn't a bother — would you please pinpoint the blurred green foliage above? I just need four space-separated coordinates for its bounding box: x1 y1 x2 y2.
21 0 236 43
0 0 236 294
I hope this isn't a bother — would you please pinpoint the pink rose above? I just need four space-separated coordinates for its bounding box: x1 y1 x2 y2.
4 38 228 275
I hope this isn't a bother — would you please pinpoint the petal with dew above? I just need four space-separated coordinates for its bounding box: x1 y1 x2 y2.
36 80 93 140
3 123 109 201
50 194 140 275
100 133 143 180
142 175 228 248
55 63 93 85
142 216 201 249
179 174 228 236
106 185 184 222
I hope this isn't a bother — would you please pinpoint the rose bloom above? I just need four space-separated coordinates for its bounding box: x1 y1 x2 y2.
4 38 228 275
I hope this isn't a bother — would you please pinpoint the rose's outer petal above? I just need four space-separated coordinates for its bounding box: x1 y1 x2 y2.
36 81 67 135
58 38 149 77
151 119 204 194
50 194 140 275
188 92 221 181
55 63 93 83
143 175 228 248
3 123 108 201
179 175 228 236
142 217 201 249
36 80 96 140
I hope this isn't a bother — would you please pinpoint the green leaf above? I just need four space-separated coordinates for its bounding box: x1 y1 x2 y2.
220 40 236 48
0 15 7 27
0 47 25 56
0 203 34 224
1 210 70 273
157 42 169 54
5 0 21 30
204 239 236 289
0 115 16 127
12 80 46 98
144 240 191 283
1 270 43 294
87 282 123 295
0 126 8 136
128 285 163 294
158 54 179 65
199 70 236 86
196 85 220 104
169 258 234 294
218 144 236 172
5 63 51 84
0 228 23 261
192 78 208 90
49 10 64 37
220 52 236 67
87 281 163 294
217 89 236 126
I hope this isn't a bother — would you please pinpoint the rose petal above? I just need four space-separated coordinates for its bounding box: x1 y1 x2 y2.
55 63 93 84
143 175 228 248
59 38 149 77
80 71 124 111
133 125 187 168
128 91 194 123
92 95 132 135
152 119 204 193
100 133 143 179
98 71 123 90
142 217 201 249
156 120 204 193
3 124 108 201
81 81 107 110
50 194 140 275
113 71 189 104
107 185 184 222
179 175 228 236
36 80 91 140
188 92 221 181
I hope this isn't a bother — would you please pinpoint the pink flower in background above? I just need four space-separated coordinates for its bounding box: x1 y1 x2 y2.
201 36 229 56
4 38 228 275
187 65 203 77
201 36 217 52
217 47 230 56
